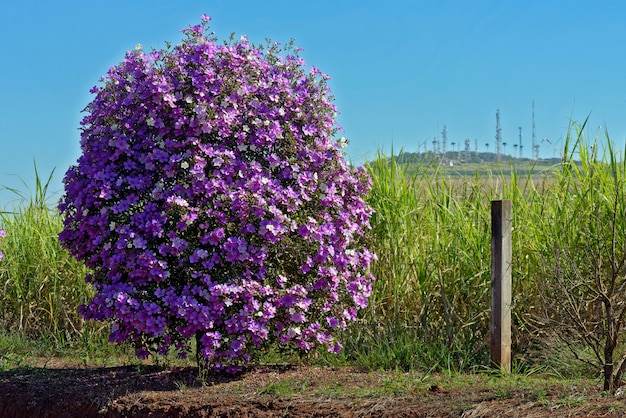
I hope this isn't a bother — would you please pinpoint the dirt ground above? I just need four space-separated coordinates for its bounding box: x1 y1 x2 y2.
0 360 624 417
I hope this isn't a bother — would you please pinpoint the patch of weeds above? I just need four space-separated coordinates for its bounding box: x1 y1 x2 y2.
549 395 587 410
377 372 428 396
174 379 195 392
532 387 548 401
600 390 613 398
537 341 598 379
378 375 408 396
600 404 626 415
256 378 305 397
475 357 549 379
321 382 345 398
174 380 190 392
0 351 24 371
493 388 513 400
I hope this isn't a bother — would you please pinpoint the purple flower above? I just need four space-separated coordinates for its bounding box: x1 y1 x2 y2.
58 15 375 373
258 219 286 243
222 237 250 262
289 311 306 323
326 316 339 328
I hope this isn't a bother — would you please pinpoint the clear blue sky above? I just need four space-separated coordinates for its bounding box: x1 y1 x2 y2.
2 0 626 206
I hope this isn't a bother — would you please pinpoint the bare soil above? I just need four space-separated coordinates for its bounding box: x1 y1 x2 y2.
0 359 624 417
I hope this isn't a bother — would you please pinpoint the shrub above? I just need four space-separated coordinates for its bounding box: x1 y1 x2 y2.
535 123 626 392
58 16 374 372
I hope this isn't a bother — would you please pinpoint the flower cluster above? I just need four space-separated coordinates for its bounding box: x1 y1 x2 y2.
59 17 374 372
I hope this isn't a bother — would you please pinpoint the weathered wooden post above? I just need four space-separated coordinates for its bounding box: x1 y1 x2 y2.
491 199 512 373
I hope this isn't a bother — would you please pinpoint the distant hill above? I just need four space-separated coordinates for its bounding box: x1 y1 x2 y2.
385 150 566 177
392 150 562 166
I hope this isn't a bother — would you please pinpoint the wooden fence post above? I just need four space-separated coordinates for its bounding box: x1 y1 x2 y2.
491 199 512 373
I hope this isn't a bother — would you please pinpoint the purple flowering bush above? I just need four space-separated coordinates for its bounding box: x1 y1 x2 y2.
58 16 375 372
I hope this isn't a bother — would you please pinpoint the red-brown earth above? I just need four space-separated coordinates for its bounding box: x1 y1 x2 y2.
0 359 624 417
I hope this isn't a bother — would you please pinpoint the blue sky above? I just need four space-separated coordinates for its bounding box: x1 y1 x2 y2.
2 0 626 206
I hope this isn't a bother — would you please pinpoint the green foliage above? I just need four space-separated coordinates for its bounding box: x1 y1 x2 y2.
533 120 626 392
3 121 626 386
344 121 626 384
0 169 91 340
350 151 550 372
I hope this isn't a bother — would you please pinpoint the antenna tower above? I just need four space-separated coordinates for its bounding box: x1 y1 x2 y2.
533 100 539 160
441 125 448 156
495 109 502 160
518 127 523 159
534 143 540 160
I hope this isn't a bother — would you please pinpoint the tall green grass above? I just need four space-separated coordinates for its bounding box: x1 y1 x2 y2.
0 168 92 342
340 121 626 379
342 147 562 372
533 122 626 389
2 124 625 380
346 155 489 371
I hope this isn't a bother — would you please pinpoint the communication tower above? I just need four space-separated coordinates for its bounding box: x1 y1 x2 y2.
495 109 502 160
532 100 539 160
518 127 523 159
534 142 540 160
441 125 448 156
